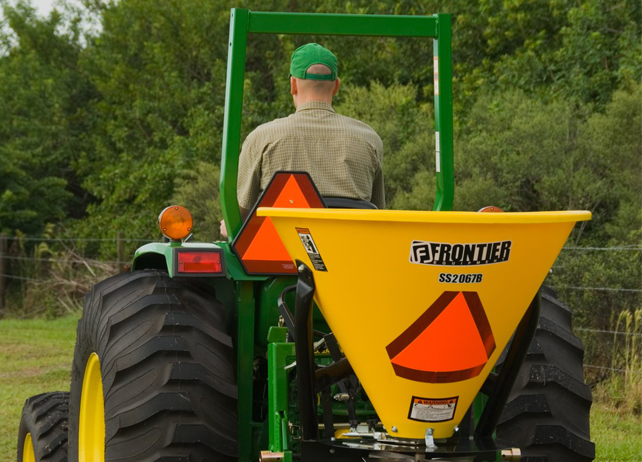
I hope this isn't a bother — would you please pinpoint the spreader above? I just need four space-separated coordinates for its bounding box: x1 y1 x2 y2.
16 8 596 462
258 206 590 460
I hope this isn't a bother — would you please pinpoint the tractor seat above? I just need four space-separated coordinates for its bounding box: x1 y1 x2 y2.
323 197 378 210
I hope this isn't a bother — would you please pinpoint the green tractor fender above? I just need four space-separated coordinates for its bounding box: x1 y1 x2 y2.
132 240 267 281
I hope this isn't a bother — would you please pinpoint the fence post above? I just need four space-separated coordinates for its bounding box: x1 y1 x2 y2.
0 234 6 313
117 231 125 273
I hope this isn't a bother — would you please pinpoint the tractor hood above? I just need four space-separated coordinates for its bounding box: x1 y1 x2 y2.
258 208 591 440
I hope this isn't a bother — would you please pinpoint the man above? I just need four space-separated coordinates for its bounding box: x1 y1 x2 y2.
221 43 384 238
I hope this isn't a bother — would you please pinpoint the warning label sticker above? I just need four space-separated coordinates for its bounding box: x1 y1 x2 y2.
408 396 458 423
296 228 327 272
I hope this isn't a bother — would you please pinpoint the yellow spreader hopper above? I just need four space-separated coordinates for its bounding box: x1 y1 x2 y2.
258 208 591 441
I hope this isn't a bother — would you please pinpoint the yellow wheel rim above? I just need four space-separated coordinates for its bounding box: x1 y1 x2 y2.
22 433 35 462
79 352 105 462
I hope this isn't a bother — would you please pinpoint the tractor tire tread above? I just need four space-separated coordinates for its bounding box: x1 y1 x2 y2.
17 392 69 462
497 289 595 462
68 270 238 462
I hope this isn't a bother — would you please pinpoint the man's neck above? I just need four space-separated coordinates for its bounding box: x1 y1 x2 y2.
294 95 333 108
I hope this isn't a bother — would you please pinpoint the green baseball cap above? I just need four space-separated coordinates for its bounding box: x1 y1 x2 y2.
290 43 338 81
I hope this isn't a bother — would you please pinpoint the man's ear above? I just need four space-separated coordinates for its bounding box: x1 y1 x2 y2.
290 76 298 95
332 78 341 96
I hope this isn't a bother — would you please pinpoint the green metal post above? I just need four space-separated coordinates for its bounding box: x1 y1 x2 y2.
432 14 454 211
267 339 296 453
220 8 248 240
236 281 255 461
220 10 454 237
249 12 438 37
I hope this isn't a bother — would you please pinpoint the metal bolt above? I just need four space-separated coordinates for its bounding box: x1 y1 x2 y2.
329 449 335 454
289 200 294 204
298 264 306 272
501 448 522 461
391 426 398 433
259 451 284 461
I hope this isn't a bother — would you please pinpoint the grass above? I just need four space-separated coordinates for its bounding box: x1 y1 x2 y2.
0 317 640 461
0 316 78 461
592 402 642 461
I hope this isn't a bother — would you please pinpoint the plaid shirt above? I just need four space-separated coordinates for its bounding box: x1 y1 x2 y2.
237 101 385 210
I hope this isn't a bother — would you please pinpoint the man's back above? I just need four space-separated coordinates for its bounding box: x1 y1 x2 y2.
237 101 384 211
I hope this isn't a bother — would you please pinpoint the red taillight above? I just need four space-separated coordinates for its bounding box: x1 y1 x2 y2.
177 251 223 274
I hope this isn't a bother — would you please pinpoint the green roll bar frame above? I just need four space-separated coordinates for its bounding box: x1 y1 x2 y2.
219 9 454 241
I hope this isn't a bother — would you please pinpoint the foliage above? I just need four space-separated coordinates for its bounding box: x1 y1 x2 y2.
0 0 90 234
0 0 639 369
592 308 642 416
72 0 232 242
0 0 638 240
337 82 434 205
581 85 642 244
2 224 119 317
171 161 222 242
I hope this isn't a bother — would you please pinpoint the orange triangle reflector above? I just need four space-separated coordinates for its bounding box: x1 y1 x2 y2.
232 171 325 275
386 291 495 383
272 176 311 208
242 218 292 262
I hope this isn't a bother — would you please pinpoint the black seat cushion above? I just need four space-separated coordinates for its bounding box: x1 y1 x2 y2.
323 197 378 210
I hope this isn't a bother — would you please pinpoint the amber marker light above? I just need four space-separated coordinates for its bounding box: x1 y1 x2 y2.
478 206 505 213
158 205 193 240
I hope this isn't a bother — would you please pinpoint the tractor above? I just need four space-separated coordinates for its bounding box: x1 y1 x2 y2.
17 9 595 462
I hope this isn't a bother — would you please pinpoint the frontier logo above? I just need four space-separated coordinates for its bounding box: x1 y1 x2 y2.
410 240 512 266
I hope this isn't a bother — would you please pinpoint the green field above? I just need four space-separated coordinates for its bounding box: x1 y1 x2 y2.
0 316 78 460
0 316 640 461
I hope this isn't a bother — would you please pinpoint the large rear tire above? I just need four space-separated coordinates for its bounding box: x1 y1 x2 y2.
68 270 238 462
17 392 69 462
497 287 595 462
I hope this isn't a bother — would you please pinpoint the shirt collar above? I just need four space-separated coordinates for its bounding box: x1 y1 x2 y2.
295 101 336 113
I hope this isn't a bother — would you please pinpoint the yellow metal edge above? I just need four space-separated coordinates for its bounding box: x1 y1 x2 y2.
257 208 592 224
23 433 35 462
79 352 105 462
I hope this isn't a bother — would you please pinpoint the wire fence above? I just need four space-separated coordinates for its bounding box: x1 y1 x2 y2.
0 241 640 293
561 246 642 251
0 273 39 282
577 328 642 337
584 364 642 374
1 247 640 293
556 286 642 293
1 236 154 243
1 235 640 248
1 236 640 377
1 255 126 264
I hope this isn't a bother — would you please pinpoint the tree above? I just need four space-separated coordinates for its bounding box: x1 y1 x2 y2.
171 161 222 242
73 0 232 241
0 0 90 234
